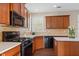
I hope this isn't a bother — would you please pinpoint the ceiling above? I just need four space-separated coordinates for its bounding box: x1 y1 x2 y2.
26 3 79 13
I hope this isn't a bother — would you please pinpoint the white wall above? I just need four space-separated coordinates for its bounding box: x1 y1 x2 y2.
31 14 44 32
77 15 79 37
31 11 79 36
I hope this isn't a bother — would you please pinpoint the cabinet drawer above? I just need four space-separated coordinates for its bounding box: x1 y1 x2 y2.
1 45 20 56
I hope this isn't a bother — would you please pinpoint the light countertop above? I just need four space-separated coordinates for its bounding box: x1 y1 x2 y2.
25 35 79 41
0 37 78 54
0 42 21 54
54 37 79 41
25 34 67 38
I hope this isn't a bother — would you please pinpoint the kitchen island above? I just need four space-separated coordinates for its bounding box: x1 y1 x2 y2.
0 42 21 56
54 37 79 56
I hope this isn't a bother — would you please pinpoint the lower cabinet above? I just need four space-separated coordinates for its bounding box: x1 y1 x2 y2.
32 36 54 54
32 36 44 53
0 45 20 56
56 41 79 56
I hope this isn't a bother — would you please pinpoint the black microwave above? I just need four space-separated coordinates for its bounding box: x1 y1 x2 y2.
10 11 25 27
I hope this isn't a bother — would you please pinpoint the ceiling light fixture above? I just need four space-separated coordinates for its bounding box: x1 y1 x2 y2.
53 5 61 8
53 5 57 8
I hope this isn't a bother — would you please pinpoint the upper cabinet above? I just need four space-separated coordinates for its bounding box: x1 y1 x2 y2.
11 3 21 15
10 3 26 17
0 3 29 27
46 16 52 29
46 15 69 29
21 4 25 18
0 4 10 25
63 16 69 29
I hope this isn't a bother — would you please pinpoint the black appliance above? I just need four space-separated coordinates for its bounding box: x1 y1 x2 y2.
2 31 32 56
2 31 20 42
10 11 25 27
21 39 32 56
44 36 54 48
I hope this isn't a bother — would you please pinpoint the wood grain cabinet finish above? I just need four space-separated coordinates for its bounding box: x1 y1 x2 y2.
56 41 79 56
21 4 25 18
0 3 29 27
11 3 21 15
46 15 69 29
0 45 20 56
10 3 26 17
54 40 58 56
0 3 10 25
12 3 28 27
63 16 69 28
32 36 44 53
46 16 52 29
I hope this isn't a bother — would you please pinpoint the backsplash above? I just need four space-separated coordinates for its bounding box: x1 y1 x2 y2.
34 29 68 36
0 26 31 42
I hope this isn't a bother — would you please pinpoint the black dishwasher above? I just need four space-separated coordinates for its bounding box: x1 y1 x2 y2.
44 36 54 48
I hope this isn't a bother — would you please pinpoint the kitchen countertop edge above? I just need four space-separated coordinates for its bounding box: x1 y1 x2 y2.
0 42 21 54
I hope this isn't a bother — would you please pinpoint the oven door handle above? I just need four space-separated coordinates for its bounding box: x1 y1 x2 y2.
23 42 32 48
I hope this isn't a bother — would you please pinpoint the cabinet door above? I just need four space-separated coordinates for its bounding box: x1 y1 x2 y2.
33 36 44 50
51 16 64 29
46 15 69 29
63 16 69 29
1 45 20 56
51 16 57 29
57 41 65 56
69 42 79 56
0 3 9 25
0 4 3 24
63 42 71 56
56 16 64 29
12 3 21 15
21 4 25 17
54 41 58 56
46 16 52 29
57 41 71 56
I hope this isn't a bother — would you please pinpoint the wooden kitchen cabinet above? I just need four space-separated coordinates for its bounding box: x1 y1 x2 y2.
0 3 28 26
0 45 20 56
57 41 71 56
56 41 79 56
54 40 58 56
63 16 69 29
0 3 10 25
11 3 21 15
10 3 26 17
46 15 69 29
46 16 52 29
55 16 64 29
32 36 54 54
21 3 25 17
32 36 44 53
